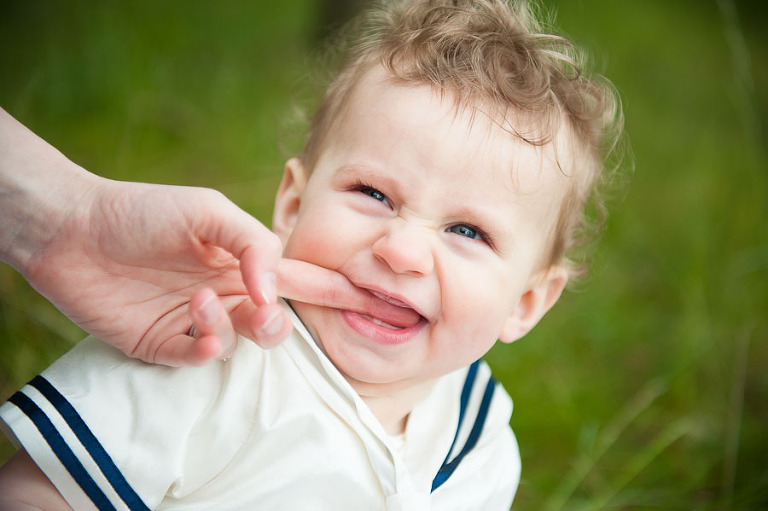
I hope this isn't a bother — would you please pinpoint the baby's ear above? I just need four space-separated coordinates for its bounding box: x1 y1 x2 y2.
272 158 307 243
498 266 568 344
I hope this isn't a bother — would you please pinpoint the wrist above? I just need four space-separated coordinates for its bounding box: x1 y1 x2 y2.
0 109 103 274
0 160 99 275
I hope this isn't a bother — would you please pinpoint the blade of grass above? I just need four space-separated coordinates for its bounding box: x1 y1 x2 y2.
543 378 668 511
713 0 764 504
720 326 752 509
589 418 695 510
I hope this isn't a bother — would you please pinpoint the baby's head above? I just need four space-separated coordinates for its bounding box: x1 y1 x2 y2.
273 0 622 395
299 0 622 276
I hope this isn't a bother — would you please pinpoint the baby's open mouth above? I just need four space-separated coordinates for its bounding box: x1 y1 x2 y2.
357 290 424 329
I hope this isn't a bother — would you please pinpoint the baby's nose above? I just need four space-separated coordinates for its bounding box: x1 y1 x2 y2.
371 220 434 276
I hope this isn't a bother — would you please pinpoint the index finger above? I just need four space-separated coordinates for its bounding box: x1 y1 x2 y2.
276 258 420 326
185 189 283 306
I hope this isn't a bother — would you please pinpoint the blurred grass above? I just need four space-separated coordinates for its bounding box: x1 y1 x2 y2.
1 0 766 509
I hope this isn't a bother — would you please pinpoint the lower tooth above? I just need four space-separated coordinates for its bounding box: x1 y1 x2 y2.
366 316 398 329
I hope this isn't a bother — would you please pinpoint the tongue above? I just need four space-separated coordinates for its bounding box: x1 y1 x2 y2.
360 295 421 328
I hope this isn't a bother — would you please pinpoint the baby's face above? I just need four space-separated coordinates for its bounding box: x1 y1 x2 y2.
274 68 571 396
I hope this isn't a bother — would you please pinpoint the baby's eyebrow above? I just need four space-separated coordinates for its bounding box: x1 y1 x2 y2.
451 204 506 235
335 164 380 179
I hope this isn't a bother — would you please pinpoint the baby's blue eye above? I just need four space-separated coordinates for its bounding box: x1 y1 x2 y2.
447 224 480 239
361 187 389 205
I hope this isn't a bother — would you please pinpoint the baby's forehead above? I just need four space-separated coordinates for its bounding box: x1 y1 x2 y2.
333 67 578 187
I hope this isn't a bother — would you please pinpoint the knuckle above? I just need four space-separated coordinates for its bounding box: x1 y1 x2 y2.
262 231 283 257
201 188 227 203
322 285 342 307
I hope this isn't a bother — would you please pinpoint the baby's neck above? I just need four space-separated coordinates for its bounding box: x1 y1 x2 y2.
355 380 436 436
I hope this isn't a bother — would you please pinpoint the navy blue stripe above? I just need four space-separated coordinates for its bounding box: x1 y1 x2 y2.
9 392 117 511
431 361 478 493
29 376 150 511
441 360 479 467
432 371 496 492
431 360 480 492
448 376 496 467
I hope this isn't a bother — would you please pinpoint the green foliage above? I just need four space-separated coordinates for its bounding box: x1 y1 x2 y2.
1 0 766 509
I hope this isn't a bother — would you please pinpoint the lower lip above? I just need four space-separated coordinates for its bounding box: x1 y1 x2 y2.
340 310 426 346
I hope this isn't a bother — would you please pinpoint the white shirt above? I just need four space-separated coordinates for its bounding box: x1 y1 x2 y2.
1 307 520 510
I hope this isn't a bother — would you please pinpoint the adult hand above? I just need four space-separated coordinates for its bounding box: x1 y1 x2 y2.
21 176 294 366
1 108 414 366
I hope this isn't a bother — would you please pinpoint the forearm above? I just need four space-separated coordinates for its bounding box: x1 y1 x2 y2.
0 451 73 511
0 108 100 274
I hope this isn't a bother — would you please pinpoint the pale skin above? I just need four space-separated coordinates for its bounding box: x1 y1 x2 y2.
0 106 414 508
0 67 573 506
0 107 413 365
273 68 571 435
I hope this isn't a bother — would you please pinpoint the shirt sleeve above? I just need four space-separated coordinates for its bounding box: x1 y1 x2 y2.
0 335 264 511
477 426 521 510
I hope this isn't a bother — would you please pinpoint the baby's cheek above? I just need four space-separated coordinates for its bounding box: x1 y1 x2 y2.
448 274 513 338
284 219 336 265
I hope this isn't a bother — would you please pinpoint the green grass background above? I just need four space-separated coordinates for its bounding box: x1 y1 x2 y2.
1 1 766 509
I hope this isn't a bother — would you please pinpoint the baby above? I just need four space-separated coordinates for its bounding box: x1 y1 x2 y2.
0 0 621 509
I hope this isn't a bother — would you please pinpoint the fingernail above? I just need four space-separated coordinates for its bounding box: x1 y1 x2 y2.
258 272 277 305
199 294 219 324
260 310 283 336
